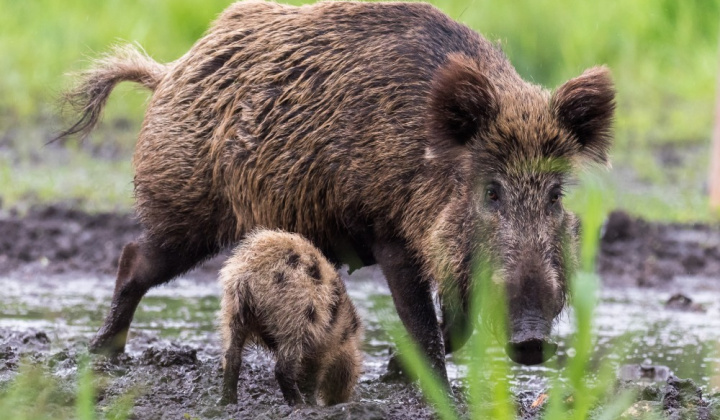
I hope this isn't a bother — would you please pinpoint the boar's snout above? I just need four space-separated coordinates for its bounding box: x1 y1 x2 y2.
505 312 557 365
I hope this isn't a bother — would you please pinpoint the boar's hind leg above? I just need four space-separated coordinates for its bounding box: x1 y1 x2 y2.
372 241 448 386
89 238 217 355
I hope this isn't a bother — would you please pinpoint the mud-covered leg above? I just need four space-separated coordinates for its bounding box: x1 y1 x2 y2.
320 348 360 405
89 238 216 355
372 241 448 386
275 356 303 406
220 326 248 405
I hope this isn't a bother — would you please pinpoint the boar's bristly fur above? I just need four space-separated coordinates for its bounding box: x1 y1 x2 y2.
219 230 362 406
59 1 614 380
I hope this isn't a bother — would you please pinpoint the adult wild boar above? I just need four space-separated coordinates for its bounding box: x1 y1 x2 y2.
58 1 614 382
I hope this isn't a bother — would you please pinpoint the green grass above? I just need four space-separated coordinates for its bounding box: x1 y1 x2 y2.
445 0 719 146
1 0 717 217
0 151 134 213
0 356 135 420
0 0 231 119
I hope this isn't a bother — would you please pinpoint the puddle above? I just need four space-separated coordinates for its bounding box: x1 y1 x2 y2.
2 268 719 395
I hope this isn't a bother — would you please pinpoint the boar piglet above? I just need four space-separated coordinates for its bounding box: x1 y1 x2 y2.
218 229 363 406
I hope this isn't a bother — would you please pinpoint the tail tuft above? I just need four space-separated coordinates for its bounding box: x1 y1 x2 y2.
53 43 167 142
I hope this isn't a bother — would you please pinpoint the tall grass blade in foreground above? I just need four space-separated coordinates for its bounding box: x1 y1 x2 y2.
76 356 95 420
0 355 137 420
385 323 459 420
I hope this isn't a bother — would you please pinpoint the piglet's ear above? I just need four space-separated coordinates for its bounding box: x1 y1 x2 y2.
428 53 499 150
552 66 615 165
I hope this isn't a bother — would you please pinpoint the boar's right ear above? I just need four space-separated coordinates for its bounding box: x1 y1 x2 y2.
552 66 615 166
428 54 499 154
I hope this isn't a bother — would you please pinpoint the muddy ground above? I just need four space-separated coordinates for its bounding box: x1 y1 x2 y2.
1 205 719 419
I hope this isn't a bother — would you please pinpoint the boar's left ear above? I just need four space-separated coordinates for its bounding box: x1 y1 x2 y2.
552 66 615 165
428 53 499 155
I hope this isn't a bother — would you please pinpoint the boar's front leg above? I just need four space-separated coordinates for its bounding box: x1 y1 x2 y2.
372 240 448 385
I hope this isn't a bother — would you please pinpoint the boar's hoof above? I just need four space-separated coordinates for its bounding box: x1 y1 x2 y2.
219 393 238 406
380 351 412 383
505 339 557 365
88 331 127 356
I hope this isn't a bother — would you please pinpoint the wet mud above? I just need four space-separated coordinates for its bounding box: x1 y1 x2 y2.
0 204 141 275
1 206 720 419
599 210 720 288
618 376 720 420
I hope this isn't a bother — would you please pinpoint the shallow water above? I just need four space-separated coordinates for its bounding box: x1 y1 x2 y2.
1 267 718 396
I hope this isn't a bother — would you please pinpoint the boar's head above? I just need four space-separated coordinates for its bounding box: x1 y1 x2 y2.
426 53 614 365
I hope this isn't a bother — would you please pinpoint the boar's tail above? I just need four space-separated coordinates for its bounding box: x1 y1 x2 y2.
53 43 167 142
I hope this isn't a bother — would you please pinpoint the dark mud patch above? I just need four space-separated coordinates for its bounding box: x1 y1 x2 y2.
599 210 720 288
4 205 718 287
0 204 225 277
0 204 140 275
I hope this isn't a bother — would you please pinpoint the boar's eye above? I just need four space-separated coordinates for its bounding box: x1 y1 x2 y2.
549 186 563 205
486 186 499 202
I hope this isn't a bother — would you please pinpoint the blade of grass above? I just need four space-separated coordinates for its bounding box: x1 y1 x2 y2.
467 262 515 420
385 321 459 420
76 355 95 420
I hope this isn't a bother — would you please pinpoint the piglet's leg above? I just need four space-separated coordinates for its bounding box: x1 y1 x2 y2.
298 354 322 405
220 326 248 405
320 346 360 405
275 355 304 406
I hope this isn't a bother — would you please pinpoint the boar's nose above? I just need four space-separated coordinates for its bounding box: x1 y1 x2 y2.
505 336 557 365
505 317 557 365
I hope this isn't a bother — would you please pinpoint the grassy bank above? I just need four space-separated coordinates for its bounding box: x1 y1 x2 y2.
1 0 718 219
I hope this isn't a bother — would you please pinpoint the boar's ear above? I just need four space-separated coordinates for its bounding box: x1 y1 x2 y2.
428 53 499 153
552 66 615 165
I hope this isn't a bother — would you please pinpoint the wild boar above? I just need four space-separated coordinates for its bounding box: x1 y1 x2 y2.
58 1 614 382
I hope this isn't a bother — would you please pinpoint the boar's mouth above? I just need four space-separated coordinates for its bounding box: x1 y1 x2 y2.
504 315 557 365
